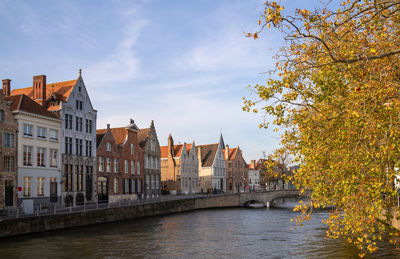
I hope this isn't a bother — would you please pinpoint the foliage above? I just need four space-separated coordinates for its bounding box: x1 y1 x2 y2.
243 0 400 256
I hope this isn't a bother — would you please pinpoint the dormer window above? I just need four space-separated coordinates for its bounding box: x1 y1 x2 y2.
106 142 111 152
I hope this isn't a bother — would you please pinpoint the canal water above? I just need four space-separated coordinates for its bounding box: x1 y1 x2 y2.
0 202 400 258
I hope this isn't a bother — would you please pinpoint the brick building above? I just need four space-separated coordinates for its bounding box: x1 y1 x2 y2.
139 120 161 198
160 134 199 195
223 145 249 193
9 72 97 206
0 80 18 212
96 119 144 201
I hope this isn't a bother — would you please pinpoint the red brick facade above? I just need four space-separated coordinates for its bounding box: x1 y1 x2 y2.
223 145 249 193
0 80 18 211
96 121 144 201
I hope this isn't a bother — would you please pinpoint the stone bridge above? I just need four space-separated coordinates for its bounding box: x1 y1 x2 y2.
239 189 302 207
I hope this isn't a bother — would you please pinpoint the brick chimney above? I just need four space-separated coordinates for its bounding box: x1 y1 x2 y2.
2 79 11 96
168 134 174 157
107 124 110 130
33 75 46 106
251 160 256 169
225 144 229 159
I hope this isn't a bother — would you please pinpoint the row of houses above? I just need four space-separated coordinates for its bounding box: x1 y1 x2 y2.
0 72 251 214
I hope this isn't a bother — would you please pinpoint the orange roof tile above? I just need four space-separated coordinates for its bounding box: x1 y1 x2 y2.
223 147 239 161
10 79 77 109
6 94 59 119
97 127 128 145
160 143 192 159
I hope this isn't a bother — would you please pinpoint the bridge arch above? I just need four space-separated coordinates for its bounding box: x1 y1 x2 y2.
239 189 301 207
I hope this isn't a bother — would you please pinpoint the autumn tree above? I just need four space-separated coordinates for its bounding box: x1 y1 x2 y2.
243 0 400 256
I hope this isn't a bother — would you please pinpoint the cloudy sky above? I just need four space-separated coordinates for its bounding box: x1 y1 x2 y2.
0 0 322 162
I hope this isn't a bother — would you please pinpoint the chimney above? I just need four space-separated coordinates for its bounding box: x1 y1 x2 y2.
130 119 134 124
168 134 174 157
33 75 46 106
225 144 229 159
197 146 202 165
2 79 11 96
251 160 256 169
107 124 110 130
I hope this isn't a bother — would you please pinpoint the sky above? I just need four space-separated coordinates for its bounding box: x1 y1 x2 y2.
0 0 324 162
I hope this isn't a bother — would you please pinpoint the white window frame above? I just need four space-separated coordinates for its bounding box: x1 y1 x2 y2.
23 124 33 137
49 129 58 141
37 127 47 139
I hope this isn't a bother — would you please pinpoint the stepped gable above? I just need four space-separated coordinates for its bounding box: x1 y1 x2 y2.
6 94 59 119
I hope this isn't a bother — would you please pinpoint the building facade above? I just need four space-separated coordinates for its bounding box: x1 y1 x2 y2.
139 120 161 198
10 72 97 206
197 135 226 193
0 80 18 212
248 160 260 191
160 135 199 195
6 94 62 213
96 120 144 201
223 145 249 193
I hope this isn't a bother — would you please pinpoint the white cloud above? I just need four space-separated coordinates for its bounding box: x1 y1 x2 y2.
85 7 148 88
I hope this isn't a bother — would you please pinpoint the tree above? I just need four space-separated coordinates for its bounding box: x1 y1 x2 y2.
243 0 400 256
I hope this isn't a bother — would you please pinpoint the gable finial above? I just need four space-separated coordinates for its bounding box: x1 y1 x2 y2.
79 68 82 77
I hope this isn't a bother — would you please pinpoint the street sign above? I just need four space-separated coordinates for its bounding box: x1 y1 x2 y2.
17 186 22 196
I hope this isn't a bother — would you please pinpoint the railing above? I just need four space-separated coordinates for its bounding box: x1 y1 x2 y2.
0 189 298 220
0 193 225 220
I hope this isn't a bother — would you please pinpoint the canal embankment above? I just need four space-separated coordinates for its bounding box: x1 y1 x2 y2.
0 194 240 238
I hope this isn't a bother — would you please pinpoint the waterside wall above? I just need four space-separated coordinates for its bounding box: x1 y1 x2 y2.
0 195 240 238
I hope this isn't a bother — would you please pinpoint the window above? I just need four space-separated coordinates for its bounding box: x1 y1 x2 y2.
3 156 14 172
37 147 46 167
23 146 33 166
76 139 83 156
0 110 4 122
151 140 155 152
114 159 119 173
99 157 104 172
137 162 140 175
76 117 83 132
114 178 118 194
106 158 111 172
131 161 135 174
23 176 32 196
37 127 46 139
50 149 58 168
65 114 73 130
131 144 134 155
144 155 148 169
106 142 111 152
37 177 45 196
124 160 128 174
152 157 155 169
75 165 83 191
85 140 92 157
64 164 73 191
151 175 155 189
146 175 150 189
23 124 33 137
76 100 83 110
65 137 73 154
50 129 58 141
124 179 129 194
3 133 14 148
86 119 92 134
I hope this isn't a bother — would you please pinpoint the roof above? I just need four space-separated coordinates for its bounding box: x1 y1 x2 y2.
197 143 219 167
160 143 192 159
10 79 77 105
96 133 105 148
97 127 128 145
138 128 150 144
6 94 59 119
222 147 239 161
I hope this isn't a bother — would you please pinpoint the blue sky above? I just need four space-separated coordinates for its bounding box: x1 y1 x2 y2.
0 0 323 162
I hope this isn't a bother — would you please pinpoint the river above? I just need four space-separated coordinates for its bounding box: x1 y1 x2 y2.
0 201 399 258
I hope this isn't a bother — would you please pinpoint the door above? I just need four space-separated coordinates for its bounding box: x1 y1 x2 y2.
5 181 13 206
50 182 57 202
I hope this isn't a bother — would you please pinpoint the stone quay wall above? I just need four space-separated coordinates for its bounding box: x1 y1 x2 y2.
0 194 241 238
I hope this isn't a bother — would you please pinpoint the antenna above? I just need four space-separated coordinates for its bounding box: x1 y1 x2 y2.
262 150 266 159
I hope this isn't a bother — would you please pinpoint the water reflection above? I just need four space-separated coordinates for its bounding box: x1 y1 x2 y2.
0 205 399 258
